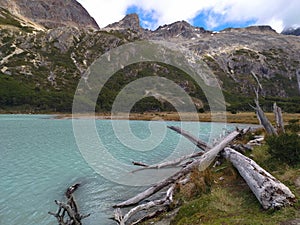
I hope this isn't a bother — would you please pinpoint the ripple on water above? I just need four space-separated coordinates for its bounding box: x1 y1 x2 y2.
0 115 249 225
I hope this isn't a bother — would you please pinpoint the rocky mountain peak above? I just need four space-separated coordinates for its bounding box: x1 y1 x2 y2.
281 27 300 36
0 0 99 30
157 20 192 30
153 20 210 39
105 13 142 32
221 25 276 34
245 25 277 33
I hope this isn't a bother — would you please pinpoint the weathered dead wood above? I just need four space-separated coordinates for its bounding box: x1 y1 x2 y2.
132 161 149 167
131 125 230 173
251 89 277 136
222 147 295 209
178 176 190 185
49 183 90 225
167 126 212 151
273 102 285 134
254 99 278 136
114 185 175 225
247 135 264 146
251 71 263 92
172 126 295 209
114 130 242 208
131 151 204 172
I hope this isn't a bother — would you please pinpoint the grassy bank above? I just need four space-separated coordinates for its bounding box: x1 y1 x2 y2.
164 163 300 225
140 121 300 225
141 161 300 225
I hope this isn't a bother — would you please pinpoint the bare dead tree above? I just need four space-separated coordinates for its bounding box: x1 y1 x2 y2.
252 88 278 136
273 102 285 134
49 183 90 225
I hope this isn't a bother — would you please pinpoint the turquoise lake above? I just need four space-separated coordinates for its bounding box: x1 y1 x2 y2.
0 114 251 225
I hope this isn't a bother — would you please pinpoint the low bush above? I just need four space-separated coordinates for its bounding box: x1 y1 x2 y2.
266 133 300 166
285 119 300 133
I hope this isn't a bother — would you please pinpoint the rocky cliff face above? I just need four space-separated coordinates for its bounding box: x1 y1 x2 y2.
105 13 142 32
0 10 299 113
0 0 99 29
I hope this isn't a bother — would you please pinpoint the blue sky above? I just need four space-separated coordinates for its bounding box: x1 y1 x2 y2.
78 0 300 32
126 5 257 31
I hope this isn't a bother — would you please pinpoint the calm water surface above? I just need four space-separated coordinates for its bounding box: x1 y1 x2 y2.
0 114 250 225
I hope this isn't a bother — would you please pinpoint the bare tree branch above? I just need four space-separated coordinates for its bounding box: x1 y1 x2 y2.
114 185 175 225
49 183 90 225
168 126 211 151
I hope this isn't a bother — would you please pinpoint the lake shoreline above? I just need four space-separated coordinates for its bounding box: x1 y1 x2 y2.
1 111 299 124
52 112 300 125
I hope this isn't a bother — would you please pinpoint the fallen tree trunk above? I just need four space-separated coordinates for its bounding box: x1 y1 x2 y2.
167 126 212 151
173 126 295 210
131 125 221 172
131 125 211 172
131 151 204 172
222 147 295 209
114 130 242 208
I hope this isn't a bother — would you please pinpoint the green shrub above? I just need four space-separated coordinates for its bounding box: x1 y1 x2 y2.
285 119 300 133
266 133 300 166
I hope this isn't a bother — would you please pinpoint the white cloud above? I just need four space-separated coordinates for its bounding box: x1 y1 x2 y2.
205 13 219 29
77 0 300 32
220 0 300 31
77 0 133 28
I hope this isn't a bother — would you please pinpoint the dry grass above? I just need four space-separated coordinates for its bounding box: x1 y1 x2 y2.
168 161 300 225
54 111 300 125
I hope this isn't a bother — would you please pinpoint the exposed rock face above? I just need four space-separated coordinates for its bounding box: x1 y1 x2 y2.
0 0 99 29
282 27 300 36
103 13 150 40
105 13 142 32
187 28 300 98
0 12 299 112
144 20 299 98
153 21 210 39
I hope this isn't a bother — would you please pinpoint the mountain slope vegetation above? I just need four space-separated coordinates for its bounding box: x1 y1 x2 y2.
0 8 299 113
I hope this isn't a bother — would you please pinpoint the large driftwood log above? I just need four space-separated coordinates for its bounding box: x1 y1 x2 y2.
49 183 90 225
222 147 295 209
114 130 242 208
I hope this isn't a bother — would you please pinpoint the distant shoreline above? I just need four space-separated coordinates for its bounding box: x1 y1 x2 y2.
1 111 299 124
52 112 300 124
